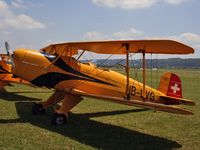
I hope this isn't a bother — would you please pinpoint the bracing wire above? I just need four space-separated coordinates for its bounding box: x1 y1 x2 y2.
88 51 96 62
130 53 141 88
130 54 137 80
156 54 158 88
151 53 153 88
70 45 124 89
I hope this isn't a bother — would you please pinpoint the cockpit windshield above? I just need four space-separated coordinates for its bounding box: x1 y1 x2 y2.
40 51 56 62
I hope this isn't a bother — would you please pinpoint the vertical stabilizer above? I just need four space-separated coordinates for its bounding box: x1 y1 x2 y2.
158 72 182 98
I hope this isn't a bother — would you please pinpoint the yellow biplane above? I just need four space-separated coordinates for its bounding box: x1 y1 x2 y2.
3 40 195 125
0 53 29 90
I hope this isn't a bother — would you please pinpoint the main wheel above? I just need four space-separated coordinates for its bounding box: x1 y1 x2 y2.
32 103 46 115
51 113 68 125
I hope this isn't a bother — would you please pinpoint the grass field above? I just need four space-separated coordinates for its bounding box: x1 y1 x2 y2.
0 69 199 150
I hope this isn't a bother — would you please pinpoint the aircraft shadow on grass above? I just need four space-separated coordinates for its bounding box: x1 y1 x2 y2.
0 101 182 150
0 91 42 101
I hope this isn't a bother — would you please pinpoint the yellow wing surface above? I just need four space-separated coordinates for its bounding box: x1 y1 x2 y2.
41 40 194 55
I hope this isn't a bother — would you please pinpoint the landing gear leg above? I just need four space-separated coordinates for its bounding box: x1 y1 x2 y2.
32 90 65 115
51 93 82 125
32 103 46 115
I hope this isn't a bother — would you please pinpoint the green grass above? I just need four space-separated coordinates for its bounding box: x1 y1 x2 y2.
0 69 199 150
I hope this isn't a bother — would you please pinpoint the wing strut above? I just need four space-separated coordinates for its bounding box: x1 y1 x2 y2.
123 44 146 100
123 43 130 100
142 51 146 100
77 50 85 61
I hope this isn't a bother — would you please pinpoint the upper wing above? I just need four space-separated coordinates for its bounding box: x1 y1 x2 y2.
66 89 193 115
41 40 194 56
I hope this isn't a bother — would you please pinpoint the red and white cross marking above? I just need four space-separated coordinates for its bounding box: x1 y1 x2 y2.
170 83 180 94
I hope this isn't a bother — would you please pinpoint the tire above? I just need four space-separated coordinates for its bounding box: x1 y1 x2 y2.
51 113 68 125
32 103 46 115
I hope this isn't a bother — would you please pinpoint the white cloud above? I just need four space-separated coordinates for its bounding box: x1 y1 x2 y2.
0 0 8 9
92 0 189 9
92 0 158 10
164 0 187 5
83 28 144 40
83 31 110 40
0 0 45 30
0 0 11 16
179 33 200 49
11 0 42 9
11 0 27 8
113 28 144 39
180 33 200 43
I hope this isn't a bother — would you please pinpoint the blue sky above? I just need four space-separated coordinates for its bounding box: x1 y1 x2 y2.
0 0 199 59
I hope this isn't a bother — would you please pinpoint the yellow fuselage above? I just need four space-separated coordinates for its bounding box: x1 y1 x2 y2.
12 49 164 103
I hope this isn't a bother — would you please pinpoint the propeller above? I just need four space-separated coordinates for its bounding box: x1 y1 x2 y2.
5 41 14 66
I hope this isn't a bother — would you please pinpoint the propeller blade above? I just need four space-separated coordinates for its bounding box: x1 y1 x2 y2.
5 41 14 66
5 41 10 55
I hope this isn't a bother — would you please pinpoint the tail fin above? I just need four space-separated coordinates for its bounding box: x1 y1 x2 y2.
158 73 195 106
158 72 182 98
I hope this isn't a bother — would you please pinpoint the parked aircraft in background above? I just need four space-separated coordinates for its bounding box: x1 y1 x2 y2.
0 54 29 90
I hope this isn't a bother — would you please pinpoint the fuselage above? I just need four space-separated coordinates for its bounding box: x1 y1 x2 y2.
12 49 165 103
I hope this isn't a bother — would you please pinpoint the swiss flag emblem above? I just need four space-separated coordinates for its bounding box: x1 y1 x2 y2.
167 73 182 98
170 83 180 94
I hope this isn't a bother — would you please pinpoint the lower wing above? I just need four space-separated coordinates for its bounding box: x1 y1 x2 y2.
66 89 194 115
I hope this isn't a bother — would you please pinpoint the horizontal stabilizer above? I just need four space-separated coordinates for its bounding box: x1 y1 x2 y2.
160 95 195 106
66 89 193 115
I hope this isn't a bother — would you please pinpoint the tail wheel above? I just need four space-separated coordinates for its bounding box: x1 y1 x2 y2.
32 103 46 115
51 113 68 125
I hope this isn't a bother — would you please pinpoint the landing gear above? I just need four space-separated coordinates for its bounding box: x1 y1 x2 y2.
51 113 68 125
31 92 82 125
32 103 46 115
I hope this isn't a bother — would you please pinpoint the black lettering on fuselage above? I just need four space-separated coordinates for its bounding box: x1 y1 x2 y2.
129 85 136 95
146 90 155 100
129 85 155 100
